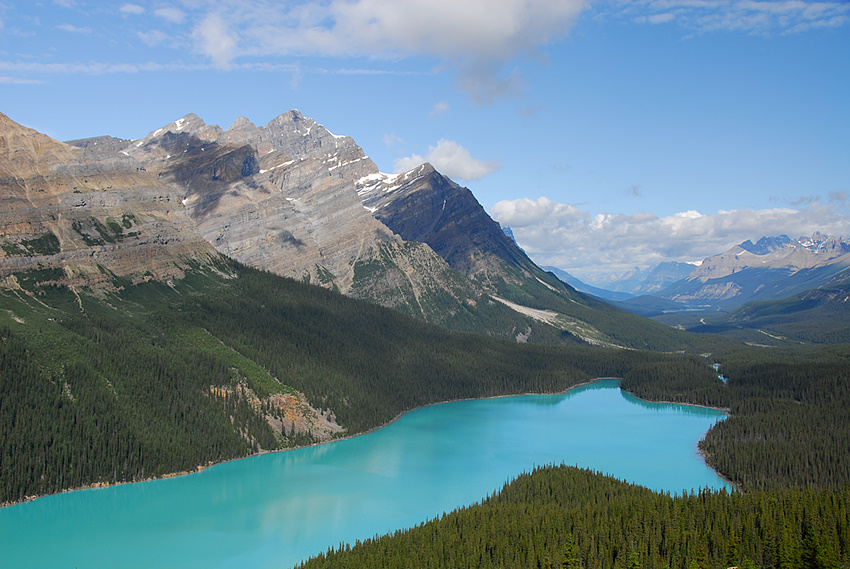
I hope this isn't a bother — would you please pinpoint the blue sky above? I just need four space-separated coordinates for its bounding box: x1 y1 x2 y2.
1 0 848 281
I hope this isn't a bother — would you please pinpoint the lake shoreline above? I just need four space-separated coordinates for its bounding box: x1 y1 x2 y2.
1 377 734 509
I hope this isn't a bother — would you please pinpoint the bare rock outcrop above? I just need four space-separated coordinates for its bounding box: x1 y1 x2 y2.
118 111 480 318
0 112 219 289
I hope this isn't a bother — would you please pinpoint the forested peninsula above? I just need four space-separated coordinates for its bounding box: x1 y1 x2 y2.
300 345 850 569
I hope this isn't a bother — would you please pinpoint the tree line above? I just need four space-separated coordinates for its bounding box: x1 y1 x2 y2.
299 464 850 569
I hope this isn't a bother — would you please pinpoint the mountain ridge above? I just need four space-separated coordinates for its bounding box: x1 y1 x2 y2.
0 112 219 290
659 232 850 309
46 109 691 349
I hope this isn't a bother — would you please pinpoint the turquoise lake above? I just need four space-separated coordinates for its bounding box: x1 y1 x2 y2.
0 380 730 568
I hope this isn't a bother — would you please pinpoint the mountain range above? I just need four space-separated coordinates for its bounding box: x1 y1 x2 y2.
658 233 850 309
568 262 696 298
5 107 846 351
0 109 724 504
0 110 690 351
544 233 850 344
2 107 847 513
564 233 850 307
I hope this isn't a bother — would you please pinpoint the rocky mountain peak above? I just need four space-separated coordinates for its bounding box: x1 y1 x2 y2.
739 235 794 256
801 232 850 255
0 111 79 179
131 113 223 150
227 116 256 132
4 110 681 348
1 113 219 289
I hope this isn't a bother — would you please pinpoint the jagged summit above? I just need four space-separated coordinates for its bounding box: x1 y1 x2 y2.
738 235 794 256
655 232 850 309
132 113 223 148
227 116 256 131
4 110 687 348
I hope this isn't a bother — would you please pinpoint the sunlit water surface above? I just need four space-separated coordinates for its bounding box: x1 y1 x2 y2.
0 380 730 568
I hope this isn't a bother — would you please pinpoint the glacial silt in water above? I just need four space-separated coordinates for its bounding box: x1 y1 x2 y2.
0 380 729 568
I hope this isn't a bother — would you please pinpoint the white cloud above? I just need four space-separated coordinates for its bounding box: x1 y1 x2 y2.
154 7 185 24
187 0 587 102
430 101 449 117
120 4 145 16
394 139 501 181
192 14 238 69
490 196 850 280
137 30 169 46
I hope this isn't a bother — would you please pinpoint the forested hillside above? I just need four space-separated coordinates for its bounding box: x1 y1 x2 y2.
301 465 850 569
299 341 850 569
622 345 850 490
0 257 716 505
4 251 850 569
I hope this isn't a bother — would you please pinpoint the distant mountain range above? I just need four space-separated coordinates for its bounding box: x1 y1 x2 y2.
551 233 850 309
573 262 696 297
659 233 850 309
541 267 634 302
1 110 690 350
545 233 850 343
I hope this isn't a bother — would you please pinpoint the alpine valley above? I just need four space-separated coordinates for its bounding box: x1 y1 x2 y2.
0 109 698 504
2 110 850 569
570 234 850 344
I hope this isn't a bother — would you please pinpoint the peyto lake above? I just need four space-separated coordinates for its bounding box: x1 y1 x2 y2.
0 380 730 568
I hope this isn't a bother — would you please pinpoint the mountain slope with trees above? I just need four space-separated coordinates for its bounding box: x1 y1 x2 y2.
0 256 721 505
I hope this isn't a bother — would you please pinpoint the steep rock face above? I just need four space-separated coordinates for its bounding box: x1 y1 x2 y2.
125 113 396 285
64 135 132 161
358 163 540 283
1 112 218 289
7 110 686 348
355 163 659 347
120 112 484 321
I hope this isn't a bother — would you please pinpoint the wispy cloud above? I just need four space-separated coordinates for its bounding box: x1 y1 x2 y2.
490 196 850 278
610 0 850 34
0 58 406 81
184 0 587 103
383 133 404 147
394 139 501 181
154 7 185 24
0 60 208 74
192 13 238 69
0 76 45 85
830 190 849 205
137 30 169 47
430 101 450 117
56 23 91 34
120 4 145 16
